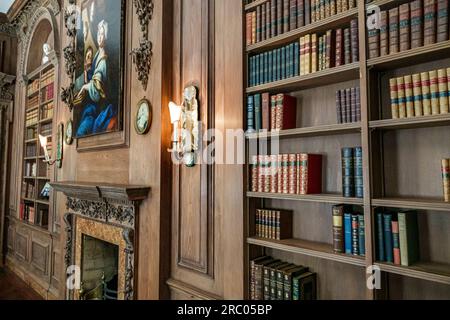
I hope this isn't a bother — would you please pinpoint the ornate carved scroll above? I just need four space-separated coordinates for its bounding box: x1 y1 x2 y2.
122 229 134 300
61 0 77 111
131 0 153 91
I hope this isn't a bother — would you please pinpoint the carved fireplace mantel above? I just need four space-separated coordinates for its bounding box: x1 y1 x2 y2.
50 181 150 300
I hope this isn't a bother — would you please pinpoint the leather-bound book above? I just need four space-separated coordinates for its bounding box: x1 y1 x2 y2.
340 88 348 122
290 0 298 30
429 69 440 114
380 10 389 56
332 205 345 253
262 93 271 130
404 75 415 118
438 68 449 113
354 147 363 198
337 0 342 13
336 90 342 124
247 95 255 131
276 94 297 130
283 266 308 300
326 29 335 68
350 87 357 123
331 0 336 15
257 5 262 43
345 88 352 121
358 215 366 257
344 27 351 64
299 154 323 195
389 7 400 54
351 214 359 256
288 154 297 195
270 95 277 130
356 87 361 122
305 0 311 25
283 0 290 33
398 211 420 266
270 155 279 193
298 0 305 27
437 0 449 42
266 2 272 40
392 220 401 265
421 71 432 115
252 11 257 44
277 0 284 35
335 28 344 66
397 76 407 118
342 147 354 197
399 3 411 51
411 0 424 48
304 34 312 74
261 4 266 41
412 73 424 117
424 0 437 45
271 0 277 37
442 158 450 202
246 13 253 46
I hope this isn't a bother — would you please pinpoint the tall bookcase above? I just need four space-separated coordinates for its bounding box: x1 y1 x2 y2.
20 62 55 232
243 0 450 300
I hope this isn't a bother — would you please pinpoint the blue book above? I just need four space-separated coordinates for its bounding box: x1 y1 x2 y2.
268 51 273 83
341 147 355 198
264 52 268 84
344 213 352 255
276 49 281 81
376 210 385 261
294 42 299 77
254 94 262 131
248 57 253 87
354 147 364 198
287 44 292 78
358 214 366 257
281 47 286 79
383 213 394 263
247 95 255 132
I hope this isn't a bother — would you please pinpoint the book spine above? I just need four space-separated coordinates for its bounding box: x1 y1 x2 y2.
389 7 400 54
263 266 271 300
411 0 424 48
277 0 284 36
438 68 449 113
344 28 351 65
277 154 283 193
335 28 343 66
351 214 359 256
356 87 361 122
266 2 271 40
262 3 266 41
288 154 297 195
311 34 317 73
266 155 273 194
254 264 264 300
283 0 290 33
376 211 385 261
262 93 271 130
383 213 394 263
282 154 289 194
380 10 389 56
304 34 311 74
430 70 440 115
424 0 437 45
251 155 259 192
398 213 409 266
397 76 407 118
246 13 253 46
332 205 344 253
305 0 311 25
298 0 305 27
326 29 335 68
392 220 402 265
404 75 415 118
443 158 450 202
247 95 255 131
350 87 357 123
345 89 351 126
437 0 449 42
342 147 354 197
252 11 257 44
399 3 411 52
257 5 262 43
413 73 424 117
350 19 359 63
336 90 342 124
421 71 432 115
344 212 352 255
290 0 297 31
257 155 264 193
254 94 262 131
270 155 278 193
354 147 363 199
340 88 347 123
337 0 342 13
358 214 366 257
294 42 300 76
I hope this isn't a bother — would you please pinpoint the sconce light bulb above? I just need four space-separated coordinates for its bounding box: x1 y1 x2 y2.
168 101 182 124
39 134 48 148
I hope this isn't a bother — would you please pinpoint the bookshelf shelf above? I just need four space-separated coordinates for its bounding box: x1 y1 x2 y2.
40 99 54 106
370 114 450 130
376 262 450 285
246 62 360 94
36 200 49 205
24 157 37 161
246 123 361 140
23 198 35 203
367 0 412 9
39 118 53 124
367 40 450 71
247 237 366 267
372 198 450 212
247 192 363 205
244 0 268 11
23 176 36 180
37 177 50 180
246 7 359 53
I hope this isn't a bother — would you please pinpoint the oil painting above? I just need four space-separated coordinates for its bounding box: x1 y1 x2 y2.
73 0 125 138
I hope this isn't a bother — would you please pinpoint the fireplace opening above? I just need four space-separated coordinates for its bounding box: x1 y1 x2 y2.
80 235 119 300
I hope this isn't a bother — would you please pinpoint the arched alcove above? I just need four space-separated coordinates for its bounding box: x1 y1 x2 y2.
26 19 54 74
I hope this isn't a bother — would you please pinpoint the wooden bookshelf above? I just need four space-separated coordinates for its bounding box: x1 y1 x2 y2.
243 0 450 300
244 0 267 11
20 63 55 231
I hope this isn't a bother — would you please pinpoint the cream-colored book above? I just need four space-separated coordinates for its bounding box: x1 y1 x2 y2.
397 76 407 118
438 69 449 114
412 73 423 117
421 72 432 116
429 70 440 115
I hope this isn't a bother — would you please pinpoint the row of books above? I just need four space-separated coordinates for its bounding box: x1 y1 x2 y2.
27 80 39 97
19 203 36 224
25 144 37 158
336 87 361 124
250 256 317 300
26 109 38 127
40 123 53 137
390 68 450 119
247 93 297 132
442 158 450 202
24 161 37 177
41 69 54 86
27 95 39 109
255 208 293 240
26 127 37 140
248 21 359 87
341 147 363 198
245 0 357 46
375 209 420 266
367 0 449 59
40 84 54 103
40 102 54 120
21 181 36 199
332 205 365 257
251 153 323 195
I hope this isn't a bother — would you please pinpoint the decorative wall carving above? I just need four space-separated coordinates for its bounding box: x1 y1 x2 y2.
0 73 15 101
122 229 134 300
131 0 153 91
61 0 77 110
63 213 73 268
0 23 16 36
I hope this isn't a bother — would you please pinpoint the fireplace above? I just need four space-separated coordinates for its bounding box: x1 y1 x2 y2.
51 182 150 300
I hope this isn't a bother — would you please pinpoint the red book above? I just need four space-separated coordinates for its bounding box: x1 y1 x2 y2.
257 5 262 43
424 0 437 45
270 95 277 130
335 28 344 66
299 154 323 195
411 0 424 49
246 13 253 46
262 93 271 131
392 221 402 265
275 94 297 130
399 3 411 51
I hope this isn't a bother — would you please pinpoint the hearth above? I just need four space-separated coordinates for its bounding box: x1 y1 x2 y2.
51 182 150 300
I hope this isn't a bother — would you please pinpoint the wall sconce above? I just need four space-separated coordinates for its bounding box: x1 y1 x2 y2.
168 86 199 167
39 123 63 168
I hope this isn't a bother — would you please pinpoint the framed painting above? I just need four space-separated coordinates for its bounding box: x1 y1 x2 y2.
73 0 126 142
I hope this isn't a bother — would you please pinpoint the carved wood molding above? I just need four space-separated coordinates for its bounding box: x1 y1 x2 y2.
0 73 15 101
131 0 153 91
61 0 77 111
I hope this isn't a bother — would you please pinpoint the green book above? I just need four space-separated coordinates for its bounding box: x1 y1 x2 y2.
283 266 309 300
269 262 290 300
398 211 420 267
275 264 296 300
293 272 317 300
